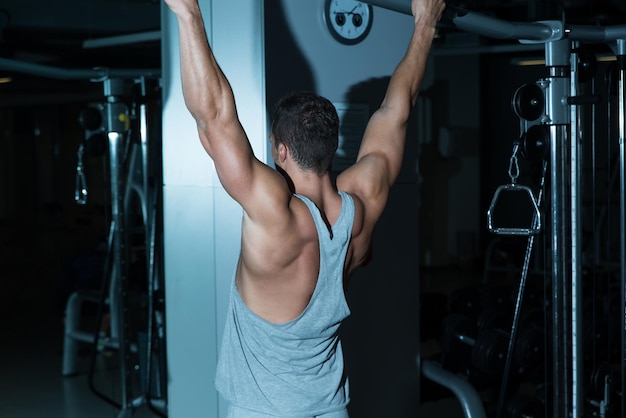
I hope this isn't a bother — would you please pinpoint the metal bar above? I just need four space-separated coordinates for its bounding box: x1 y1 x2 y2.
140 80 151 228
374 2 559 41
551 122 571 418
88 220 122 410
363 0 626 45
364 0 626 47
108 129 134 412
104 78 135 414
360 0 411 14
617 38 626 418
545 39 573 418
567 25 626 43
569 44 583 418
363 2 560 42
0 57 160 80
421 360 487 418
448 7 558 42
83 30 161 49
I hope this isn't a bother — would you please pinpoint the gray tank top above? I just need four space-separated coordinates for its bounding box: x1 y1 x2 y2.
215 191 355 417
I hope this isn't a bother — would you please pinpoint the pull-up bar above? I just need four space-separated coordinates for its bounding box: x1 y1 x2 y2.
364 1 559 40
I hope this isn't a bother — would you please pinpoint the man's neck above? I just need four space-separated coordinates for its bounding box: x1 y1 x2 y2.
291 173 337 205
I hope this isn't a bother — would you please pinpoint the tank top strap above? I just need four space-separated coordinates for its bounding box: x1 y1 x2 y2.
293 191 354 243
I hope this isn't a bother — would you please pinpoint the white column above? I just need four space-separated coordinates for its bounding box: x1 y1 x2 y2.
161 0 266 416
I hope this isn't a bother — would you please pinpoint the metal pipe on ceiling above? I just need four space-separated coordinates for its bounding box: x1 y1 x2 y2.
567 24 626 42
0 57 160 81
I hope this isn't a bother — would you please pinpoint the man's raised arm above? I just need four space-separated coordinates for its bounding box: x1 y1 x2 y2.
164 0 268 206
338 0 445 217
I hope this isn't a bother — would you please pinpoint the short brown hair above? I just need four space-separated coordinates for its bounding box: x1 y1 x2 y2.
271 91 339 175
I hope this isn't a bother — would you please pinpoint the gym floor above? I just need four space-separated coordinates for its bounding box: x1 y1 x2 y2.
0 222 467 418
0 219 165 418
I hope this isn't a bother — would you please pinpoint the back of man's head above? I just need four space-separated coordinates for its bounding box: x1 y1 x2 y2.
272 91 339 175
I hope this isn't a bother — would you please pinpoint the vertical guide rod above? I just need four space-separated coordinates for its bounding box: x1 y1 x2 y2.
617 38 626 418
546 39 575 418
108 129 133 412
569 44 583 418
104 78 134 416
550 122 571 418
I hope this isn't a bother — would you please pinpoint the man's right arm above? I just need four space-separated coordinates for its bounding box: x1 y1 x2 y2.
165 0 292 225
337 0 445 225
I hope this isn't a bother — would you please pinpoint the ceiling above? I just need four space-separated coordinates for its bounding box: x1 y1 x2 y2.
0 0 160 105
0 0 624 105
0 0 160 66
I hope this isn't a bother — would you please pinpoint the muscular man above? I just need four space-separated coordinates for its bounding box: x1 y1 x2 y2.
164 0 445 416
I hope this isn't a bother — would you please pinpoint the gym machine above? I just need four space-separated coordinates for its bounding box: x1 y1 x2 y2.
0 57 165 418
78 76 167 418
361 1 626 417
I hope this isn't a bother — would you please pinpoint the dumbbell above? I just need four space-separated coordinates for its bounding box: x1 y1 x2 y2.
440 314 508 375
441 313 544 375
513 323 544 370
476 307 545 370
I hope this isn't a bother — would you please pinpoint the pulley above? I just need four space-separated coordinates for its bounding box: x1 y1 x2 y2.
512 83 545 121
520 124 549 161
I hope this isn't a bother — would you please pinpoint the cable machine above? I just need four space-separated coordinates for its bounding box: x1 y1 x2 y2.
360 2 626 417
81 76 166 418
0 57 166 418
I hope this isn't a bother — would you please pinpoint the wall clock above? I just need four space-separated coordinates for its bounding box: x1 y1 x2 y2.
324 0 373 45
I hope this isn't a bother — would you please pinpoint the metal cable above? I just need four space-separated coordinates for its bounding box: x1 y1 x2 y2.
495 159 548 418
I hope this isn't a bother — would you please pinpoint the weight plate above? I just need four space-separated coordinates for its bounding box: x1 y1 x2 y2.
440 314 477 353
472 328 507 374
514 324 544 368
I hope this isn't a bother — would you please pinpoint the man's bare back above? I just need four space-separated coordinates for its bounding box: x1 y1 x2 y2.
236 188 367 324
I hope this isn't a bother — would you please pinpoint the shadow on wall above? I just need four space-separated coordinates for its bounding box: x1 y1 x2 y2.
264 0 316 129
338 76 423 183
341 76 422 418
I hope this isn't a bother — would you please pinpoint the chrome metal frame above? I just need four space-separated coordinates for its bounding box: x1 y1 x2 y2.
362 2 626 417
